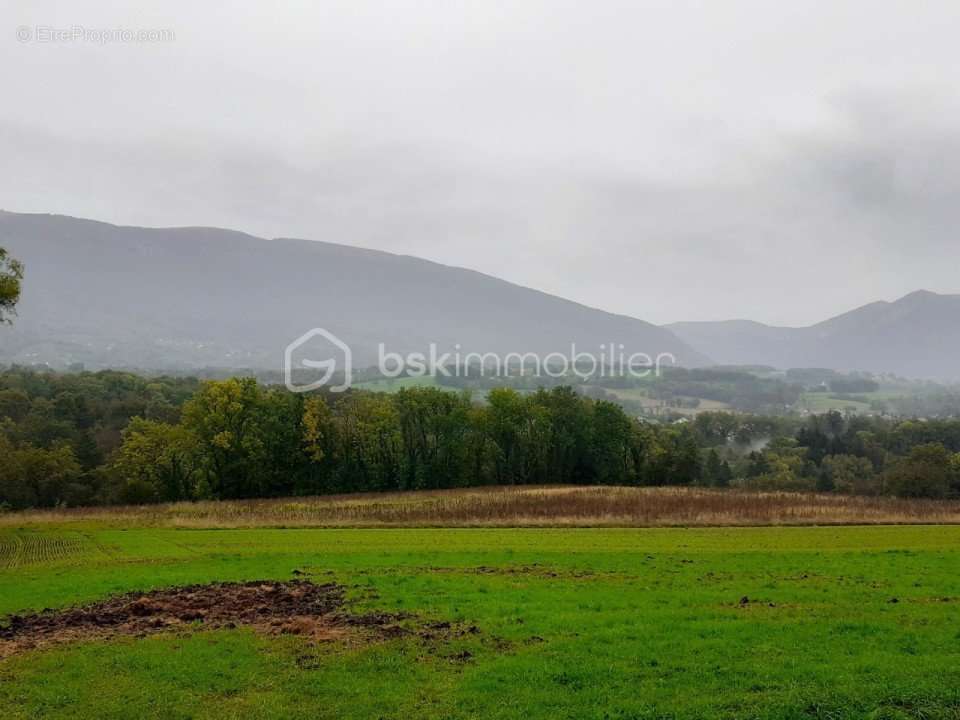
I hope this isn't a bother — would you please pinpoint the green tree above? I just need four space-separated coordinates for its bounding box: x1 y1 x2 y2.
885 443 953 499
0 439 82 509
532 387 594 484
821 454 876 495
0 247 23 324
180 378 297 499
112 418 201 502
692 412 739 446
677 427 703 485
302 395 335 463
717 459 733 487
702 448 723 487
395 387 473 489
329 392 403 492
0 389 30 422
951 453 960 496
745 438 810 491
480 388 531 485
589 401 634 485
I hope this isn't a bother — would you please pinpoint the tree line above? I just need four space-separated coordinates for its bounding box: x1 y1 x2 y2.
0 369 704 507
694 410 960 498
2 368 960 509
105 380 709 503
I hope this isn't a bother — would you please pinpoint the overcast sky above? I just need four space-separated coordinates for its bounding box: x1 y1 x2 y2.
4 1 960 325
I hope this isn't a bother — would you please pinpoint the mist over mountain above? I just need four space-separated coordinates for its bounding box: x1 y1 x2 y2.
668 290 960 380
0 211 705 372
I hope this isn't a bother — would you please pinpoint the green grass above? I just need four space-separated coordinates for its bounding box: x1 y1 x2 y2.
2 526 960 718
799 392 873 413
602 387 731 414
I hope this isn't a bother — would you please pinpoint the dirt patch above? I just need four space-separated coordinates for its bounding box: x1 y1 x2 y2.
0 580 408 658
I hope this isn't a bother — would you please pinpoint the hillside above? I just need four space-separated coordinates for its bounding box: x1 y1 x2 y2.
0 211 706 371
667 290 960 379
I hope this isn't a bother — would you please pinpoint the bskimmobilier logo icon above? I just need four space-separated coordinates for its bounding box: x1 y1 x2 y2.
284 328 352 393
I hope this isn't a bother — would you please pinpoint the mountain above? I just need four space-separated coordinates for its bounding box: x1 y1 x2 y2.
667 290 960 380
0 211 707 372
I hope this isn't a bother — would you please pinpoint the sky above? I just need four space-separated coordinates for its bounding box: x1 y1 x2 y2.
4 1 960 326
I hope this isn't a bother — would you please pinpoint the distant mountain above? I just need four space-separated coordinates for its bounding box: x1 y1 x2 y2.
0 211 706 372
667 290 960 380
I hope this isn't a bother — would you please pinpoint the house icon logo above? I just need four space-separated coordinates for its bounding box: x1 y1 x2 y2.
284 328 353 393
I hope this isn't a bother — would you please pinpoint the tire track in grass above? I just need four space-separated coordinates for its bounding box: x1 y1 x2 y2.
0 534 24 570
0 532 91 569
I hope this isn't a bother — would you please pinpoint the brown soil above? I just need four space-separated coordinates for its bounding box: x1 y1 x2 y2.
0 580 407 658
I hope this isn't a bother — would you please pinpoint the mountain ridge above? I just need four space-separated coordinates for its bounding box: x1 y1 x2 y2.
0 211 707 371
667 290 960 379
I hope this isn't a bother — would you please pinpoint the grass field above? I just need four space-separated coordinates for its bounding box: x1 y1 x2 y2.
796 391 915 414
799 392 874 414
604 387 733 416
2 516 960 718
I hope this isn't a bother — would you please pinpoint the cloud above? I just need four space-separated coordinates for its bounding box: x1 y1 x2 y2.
4 2 960 325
